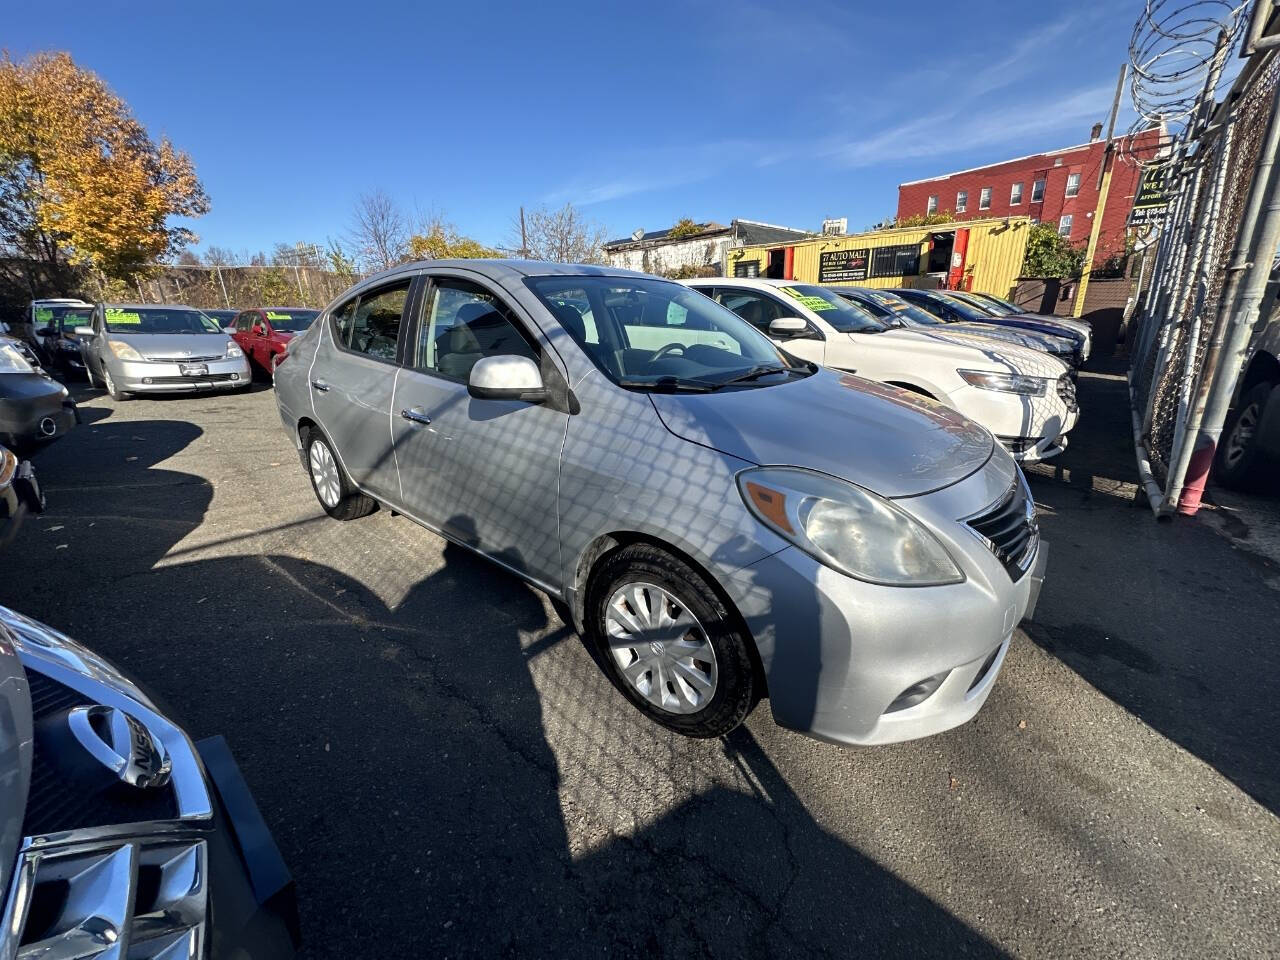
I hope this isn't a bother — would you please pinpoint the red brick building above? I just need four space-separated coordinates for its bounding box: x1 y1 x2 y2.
896 126 1164 269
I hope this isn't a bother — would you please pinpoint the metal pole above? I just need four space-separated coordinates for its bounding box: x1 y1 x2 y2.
1169 72 1280 514
214 265 230 307
519 206 528 259
1074 64 1128 317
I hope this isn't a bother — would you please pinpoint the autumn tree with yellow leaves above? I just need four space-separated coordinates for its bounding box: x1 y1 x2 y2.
0 51 208 285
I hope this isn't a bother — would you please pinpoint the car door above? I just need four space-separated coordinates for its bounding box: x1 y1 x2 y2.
390 273 568 587
80 306 107 380
309 278 412 501
231 312 254 358
715 288 827 365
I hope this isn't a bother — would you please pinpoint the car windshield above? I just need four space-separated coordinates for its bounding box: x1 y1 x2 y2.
34 306 91 333
974 293 1022 314
843 289 944 327
203 309 236 323
264 309 318 332
104 307 222 335
777 285 888 333
526 275 810 391
923 294 992 324
952 292 1013 316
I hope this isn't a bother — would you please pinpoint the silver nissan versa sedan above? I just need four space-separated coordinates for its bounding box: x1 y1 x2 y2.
274 261 1046 746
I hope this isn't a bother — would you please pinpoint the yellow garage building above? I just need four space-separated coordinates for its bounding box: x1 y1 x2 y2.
725 216 1032 298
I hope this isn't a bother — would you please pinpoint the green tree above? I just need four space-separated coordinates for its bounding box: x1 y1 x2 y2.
666 218 701 240
407 218 497 260
1021 222 1086 278
0 52 208 282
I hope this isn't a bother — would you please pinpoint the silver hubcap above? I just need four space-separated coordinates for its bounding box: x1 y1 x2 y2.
309 439 341 508
605 582 717 715
1224 403 1259 468
104 369 115 394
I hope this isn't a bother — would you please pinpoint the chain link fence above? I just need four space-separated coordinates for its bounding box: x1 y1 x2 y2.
1127 0 1280 515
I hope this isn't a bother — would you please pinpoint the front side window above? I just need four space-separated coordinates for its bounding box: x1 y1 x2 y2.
235 312 256 333
1010 182 1024 204
342 281 409 360
527 276 806 392
1058 215 1073 236
1031 178 1046 202
955 190 967 213
103 307 221 335
926 195 938 215
979 187 992 210
1065 173 1081 198
416 279 536 382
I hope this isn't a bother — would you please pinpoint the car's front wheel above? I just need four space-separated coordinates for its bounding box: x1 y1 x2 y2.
587 543 758 738
102 367 129 401
302 425 377 520
1216 381 1275 489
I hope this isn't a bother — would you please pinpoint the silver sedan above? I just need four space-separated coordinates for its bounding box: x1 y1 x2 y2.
274 260 1046 746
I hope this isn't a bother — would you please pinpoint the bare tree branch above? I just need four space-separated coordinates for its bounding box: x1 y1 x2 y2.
348 189 409 273
512 203 608 264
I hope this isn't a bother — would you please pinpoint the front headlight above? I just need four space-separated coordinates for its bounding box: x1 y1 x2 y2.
225 341 243 358
0 342 35 374
737 467 963 586
957 369 1048 396
107 340 145 361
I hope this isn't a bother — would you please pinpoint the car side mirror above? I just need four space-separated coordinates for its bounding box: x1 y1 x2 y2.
769 317 809 338
467 355 547 403
253 325 267 336
73 326 94 337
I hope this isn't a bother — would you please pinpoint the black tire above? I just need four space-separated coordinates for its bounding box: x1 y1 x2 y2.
1215 381 1276 490
102 366 129 401
301 425 378 520
586 543 758 738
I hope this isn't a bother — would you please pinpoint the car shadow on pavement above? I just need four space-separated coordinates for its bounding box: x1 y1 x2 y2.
2 425 1006 958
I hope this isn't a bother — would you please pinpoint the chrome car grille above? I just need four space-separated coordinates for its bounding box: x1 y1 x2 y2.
966 479 1038 581
145 354 223 363
1056 373 1078 411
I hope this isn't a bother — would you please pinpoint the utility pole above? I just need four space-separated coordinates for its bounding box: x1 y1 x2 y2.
214 265 230 308
519 206 528 258
1074 63 1129 318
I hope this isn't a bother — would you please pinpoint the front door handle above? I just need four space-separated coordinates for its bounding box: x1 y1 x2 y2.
400 407 432 425
311 379 331 392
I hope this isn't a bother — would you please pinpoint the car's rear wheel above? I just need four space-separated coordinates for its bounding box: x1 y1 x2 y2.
1216 382 1274 489
587 543 758 738
302 426 377 520
102 367 129 401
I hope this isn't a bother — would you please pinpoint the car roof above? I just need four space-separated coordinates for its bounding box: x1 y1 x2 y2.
102 302 203 310
684 277 799 288
32 298 91 306
361 258 655 289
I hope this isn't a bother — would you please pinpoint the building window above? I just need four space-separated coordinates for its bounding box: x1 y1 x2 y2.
1065 173 1081 198
926 195 938 215
979 187 991 210
1010 182 1023 205
733 259 760 278
1058 215 1073 236
1030 218 1040 226
1031 178 1046 203
955 190 967 213
869 244 921 279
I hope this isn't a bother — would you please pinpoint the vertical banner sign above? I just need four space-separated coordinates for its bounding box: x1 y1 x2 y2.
946 229 969 290
817 248 870 283
1128 165 1170 228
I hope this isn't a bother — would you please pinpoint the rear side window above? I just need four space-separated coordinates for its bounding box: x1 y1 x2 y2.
335 281 411 361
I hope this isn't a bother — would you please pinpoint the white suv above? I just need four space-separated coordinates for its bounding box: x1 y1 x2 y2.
685 277 1079 463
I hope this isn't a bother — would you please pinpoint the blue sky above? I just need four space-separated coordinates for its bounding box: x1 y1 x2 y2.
8 1 1139 256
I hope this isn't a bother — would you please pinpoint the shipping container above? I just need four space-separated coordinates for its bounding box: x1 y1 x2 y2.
725 216 1033 298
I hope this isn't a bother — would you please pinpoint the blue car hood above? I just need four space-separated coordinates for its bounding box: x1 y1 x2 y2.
649 367 993 498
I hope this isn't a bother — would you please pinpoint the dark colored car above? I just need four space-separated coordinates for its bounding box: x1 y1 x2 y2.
891 288 1090 365
0 335 76 449
31 301 94 375
204 308 239 331
230 308 320 374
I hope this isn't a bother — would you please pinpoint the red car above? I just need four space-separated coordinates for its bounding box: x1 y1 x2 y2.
230 307 319 374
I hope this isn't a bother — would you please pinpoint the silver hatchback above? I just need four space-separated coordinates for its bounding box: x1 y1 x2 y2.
274 261 1046 746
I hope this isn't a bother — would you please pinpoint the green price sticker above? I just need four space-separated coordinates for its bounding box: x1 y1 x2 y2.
780 288 835 312
105 309 142 324
266 311 291 320
35 308 53 323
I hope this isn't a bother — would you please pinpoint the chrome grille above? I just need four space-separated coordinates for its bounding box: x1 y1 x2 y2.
144 354 223 363
966 479 1038 581
1057 373 1078 411
6 838 207 959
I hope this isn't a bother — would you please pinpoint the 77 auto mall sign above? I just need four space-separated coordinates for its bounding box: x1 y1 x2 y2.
818 248 870 283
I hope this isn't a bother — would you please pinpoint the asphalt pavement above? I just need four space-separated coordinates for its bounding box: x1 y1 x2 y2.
4 369 1278 959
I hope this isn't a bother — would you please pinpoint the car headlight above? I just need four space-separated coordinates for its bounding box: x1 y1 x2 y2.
225 341 243 358
737 466 963 586
108 340 145 361
957 369 1048 396
0 342 35 374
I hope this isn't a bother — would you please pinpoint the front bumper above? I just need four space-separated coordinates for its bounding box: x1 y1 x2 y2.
945 385 1079 465
721 457 1041 746
0 373 76 446
111 356 251 393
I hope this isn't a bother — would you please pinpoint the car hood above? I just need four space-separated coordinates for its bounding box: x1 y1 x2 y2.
0 622 32 900
882 328 1066 375
929 321 1071 352
109 333 230 359
987 316 1084 343
1017 312 1091 336
649 367 994 498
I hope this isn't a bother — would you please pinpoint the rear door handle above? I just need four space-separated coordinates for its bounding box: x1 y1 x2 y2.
400 407 432 425
311 379 330 392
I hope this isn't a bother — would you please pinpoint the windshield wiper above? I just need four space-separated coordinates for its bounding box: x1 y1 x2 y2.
711 365 792 389
617 376 717 393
